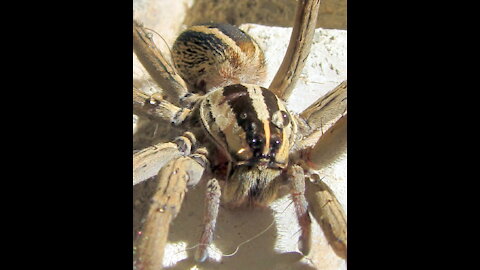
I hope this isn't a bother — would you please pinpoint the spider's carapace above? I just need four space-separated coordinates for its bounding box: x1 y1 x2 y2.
198 83 297 206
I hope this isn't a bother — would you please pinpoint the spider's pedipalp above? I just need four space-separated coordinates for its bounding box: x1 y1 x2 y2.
286 164 312 255
195 177 221 263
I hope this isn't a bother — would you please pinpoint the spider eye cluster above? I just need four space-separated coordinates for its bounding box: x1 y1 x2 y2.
199 84 296 168
271 110 290 129
248 134 264 150
243 121 262 150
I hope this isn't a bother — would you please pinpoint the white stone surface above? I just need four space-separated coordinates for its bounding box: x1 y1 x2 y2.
242 25 347 113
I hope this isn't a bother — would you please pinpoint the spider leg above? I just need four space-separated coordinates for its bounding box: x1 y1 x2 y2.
133 132 197 185
300 114 347 259
304 114 347 171
134 146 209 270
305 176 347 259
293 81 346 154
300 80 347 132
133 87 191 125
287 165 312 255
269 0 322 101
195 177 221 262
133 19 192 106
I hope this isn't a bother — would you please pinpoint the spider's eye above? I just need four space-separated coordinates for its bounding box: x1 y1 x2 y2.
249 135 264 150
280 111 290 126
246 122 257 133
271 110 290 129
269 133 282 153
271 136 281 147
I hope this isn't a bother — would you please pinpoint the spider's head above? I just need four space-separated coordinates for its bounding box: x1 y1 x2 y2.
200 84 297 170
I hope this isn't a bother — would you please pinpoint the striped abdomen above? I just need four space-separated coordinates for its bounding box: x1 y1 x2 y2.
172 23 266 93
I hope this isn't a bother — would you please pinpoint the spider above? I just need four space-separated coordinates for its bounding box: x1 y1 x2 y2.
133 1 346 269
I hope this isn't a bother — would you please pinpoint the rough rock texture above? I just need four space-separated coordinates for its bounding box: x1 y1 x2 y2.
133 1 347 270
133 0 346 45
183 0 347 30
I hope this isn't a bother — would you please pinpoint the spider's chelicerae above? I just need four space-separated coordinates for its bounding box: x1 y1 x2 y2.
133 1 346 269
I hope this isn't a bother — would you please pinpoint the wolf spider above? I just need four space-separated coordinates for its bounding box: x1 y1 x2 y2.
133 0 346 269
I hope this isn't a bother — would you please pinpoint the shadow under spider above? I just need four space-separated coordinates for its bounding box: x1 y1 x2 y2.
134 176 317 270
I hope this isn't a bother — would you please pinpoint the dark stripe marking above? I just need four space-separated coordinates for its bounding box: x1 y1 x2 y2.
223 84 265 159
175 30 228 63
199 23 255 54
260 87 286 159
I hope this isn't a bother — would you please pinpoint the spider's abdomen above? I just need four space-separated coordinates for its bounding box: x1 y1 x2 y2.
199 83 297 169
172 23 266 93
